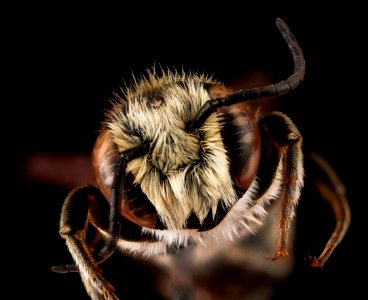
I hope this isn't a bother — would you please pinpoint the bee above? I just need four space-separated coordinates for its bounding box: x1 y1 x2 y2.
51 18 350 300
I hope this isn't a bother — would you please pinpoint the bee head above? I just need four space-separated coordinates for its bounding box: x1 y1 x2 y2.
105 69 238 230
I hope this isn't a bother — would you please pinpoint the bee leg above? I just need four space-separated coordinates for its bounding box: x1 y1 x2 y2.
51 185 119 300
307 152 351 267
259 112 303 260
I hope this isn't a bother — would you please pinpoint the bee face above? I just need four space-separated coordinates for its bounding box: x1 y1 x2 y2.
102 72 246 230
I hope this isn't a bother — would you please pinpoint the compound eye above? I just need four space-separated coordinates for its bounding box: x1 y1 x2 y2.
92 130 119 198
219 104 261 192
148 95 164 108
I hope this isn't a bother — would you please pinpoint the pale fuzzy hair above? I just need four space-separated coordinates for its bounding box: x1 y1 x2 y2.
115 160 284 257
106 68 238 230
115 154 304 258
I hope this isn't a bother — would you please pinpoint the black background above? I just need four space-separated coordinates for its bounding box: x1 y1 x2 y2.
8 5 363 300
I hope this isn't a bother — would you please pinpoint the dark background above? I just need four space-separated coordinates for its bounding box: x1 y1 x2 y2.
8 5 363 300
